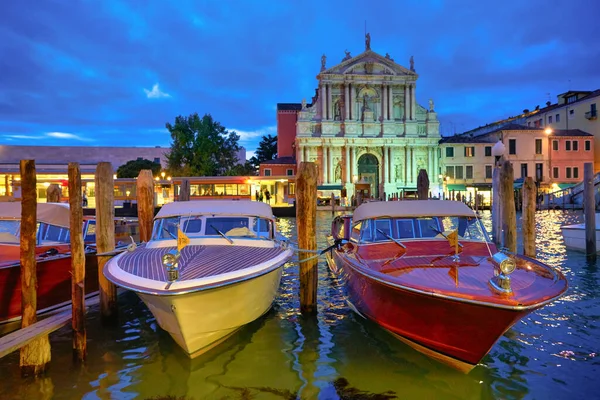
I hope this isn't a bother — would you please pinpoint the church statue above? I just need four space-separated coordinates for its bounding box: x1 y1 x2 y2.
301 98 307 110
362 94 371 111
410 55 415 71
385 53 394 61
321 54 327 71
343 49 352 61
429 98 434 112
365 32 371 50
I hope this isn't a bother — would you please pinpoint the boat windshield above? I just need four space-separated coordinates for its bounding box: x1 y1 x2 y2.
0 220 20 236
354 216 490 244
151 215 273 241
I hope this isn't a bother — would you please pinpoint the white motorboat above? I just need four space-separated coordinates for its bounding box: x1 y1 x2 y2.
561 212 600 252
104 200 293 357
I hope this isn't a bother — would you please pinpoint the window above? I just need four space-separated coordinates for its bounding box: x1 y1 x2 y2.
153 157 160 164
521 163 528 178
567 95 577 103
350 221 362 242
569 109 575 119
485 165 493 179
535 139 542 154
534 119 541 128
264 169 272 176
485 146 492 157
538 118 543 127
455 166 464 179
396 219 415 239
466 165 473 179
566 167 572 179
509 139 516 155
556 113 561 122
574 167 579 179
288 182 295 195
446 147 454 157
464 146 475 157
548 115 553 124
553 167 559 179
536 163 543 181
552 140 559 151
565 141 571 151
527 121 531 127
573 140 579 151
586 140 591 151
286 169 294 176
445 166 454 179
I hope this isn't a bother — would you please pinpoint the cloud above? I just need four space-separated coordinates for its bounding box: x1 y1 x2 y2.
4 134 43 140
246 150 255 160
46 132 92 141
144 83 171 99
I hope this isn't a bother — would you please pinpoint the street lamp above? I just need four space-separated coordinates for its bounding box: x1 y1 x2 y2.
545 128 553 184
492 140 506 165
161 171 166 180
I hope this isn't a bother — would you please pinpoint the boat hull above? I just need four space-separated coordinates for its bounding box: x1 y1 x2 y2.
137 267 283 356
0 253 99 334
328 250 533 371
561 225 600 252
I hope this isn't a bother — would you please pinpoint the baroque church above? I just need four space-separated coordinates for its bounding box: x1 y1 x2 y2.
272 34 441 198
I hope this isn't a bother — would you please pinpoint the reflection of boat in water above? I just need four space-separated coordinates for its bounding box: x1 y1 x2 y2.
561 212 600 252
326 200 568 372
104 200 293 357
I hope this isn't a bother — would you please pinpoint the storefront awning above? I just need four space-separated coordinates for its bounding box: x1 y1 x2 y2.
317 185 344 190
557 183 576 190
446 184 467 191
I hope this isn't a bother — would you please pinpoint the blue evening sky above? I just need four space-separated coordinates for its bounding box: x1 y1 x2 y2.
1 0 599 158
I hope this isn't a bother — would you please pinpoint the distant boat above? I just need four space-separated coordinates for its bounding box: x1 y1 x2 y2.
104 200 293 357
326 200 568 372
561 212 600 252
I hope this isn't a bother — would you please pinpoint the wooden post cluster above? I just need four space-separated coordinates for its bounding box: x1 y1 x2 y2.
46 184 62 203
179 179 190 202
331 192 335 215
137 170 155 243
500 159 517 252
296 162 318 314
68 163 86 362
417 169 429 200
95 162 118 323
491 161 502 245
522 177 536 257
19 160 51 376
583 162 596 259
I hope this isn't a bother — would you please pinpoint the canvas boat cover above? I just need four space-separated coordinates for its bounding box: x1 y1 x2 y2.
155 200 275 220
0 202 70 228
352 200 476 222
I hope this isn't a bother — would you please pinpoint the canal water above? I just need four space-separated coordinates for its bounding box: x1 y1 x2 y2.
0 210 598 399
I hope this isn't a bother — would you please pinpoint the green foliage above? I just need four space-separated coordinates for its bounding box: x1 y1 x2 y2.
249 134 277 169
165 113 240 176
116 159 161 178
224 161 258 176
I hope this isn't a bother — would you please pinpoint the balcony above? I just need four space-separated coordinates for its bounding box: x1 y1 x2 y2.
585 110 597 120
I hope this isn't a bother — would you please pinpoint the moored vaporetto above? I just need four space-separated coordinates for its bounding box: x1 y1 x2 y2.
104 200 293 357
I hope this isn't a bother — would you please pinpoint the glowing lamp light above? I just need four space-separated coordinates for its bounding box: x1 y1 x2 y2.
167 176 171 181
113 174 117 180
155 177 160 181
161 171 166 179
43 182 51 188
545 128 553 135
126 190 131 197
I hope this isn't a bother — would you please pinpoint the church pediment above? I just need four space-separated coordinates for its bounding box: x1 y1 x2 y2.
320 50 417 77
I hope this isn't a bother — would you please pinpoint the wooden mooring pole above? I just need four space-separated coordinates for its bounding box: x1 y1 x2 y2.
331 191 335 215
20 160 51 376
491 161 502 245
417 169 429 200
68 163 86 362
179 178 190 202
296 162 318 314
500 159 517 252
584 162 596 259
137 170 155 243
522 177 536 257
95 162 118 323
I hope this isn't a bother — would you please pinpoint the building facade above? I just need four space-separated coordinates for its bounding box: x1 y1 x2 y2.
439 125 594 202
274 35 441 199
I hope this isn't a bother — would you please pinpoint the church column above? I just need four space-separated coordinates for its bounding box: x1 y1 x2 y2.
388 147 392 184
388 85 393 121
299 143 304 162
322 146 328 183
351 146 357 180
345 146 350 184
403 145 408 183
427 147 433 177
345 84 350 121
328 83 333 121
303 145 309 163
382 84 388 121
321 84 327 120
328 145 333 184
382 146 387 187
404 84 409 121
349 84 353 120
411 146 417 183
411 84 416 120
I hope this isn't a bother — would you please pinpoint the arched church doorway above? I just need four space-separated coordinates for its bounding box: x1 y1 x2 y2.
357 154 379 198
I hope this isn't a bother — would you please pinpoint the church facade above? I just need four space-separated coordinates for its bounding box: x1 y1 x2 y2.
294 35 441 198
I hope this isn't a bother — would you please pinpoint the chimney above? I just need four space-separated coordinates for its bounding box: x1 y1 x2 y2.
535 105 540 111
546 101 551 107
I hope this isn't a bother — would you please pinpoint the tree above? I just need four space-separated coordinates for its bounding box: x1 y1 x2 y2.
116 159 161 178
165 113 241 176
249 134 277 169
224 161 257 176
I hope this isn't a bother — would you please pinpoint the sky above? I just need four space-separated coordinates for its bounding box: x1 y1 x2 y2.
1 0 599 159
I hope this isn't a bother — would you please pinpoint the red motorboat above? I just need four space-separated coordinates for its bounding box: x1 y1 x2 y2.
326 200 568 372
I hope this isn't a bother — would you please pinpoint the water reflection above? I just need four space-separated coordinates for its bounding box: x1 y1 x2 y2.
0 210 598 399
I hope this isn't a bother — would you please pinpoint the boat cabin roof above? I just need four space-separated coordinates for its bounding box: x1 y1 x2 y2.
352 200 475 222
155 200 275 220
0 202 71 228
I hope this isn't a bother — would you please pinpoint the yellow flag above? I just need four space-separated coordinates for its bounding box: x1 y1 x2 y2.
446 230 459 248
177 227 190 252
